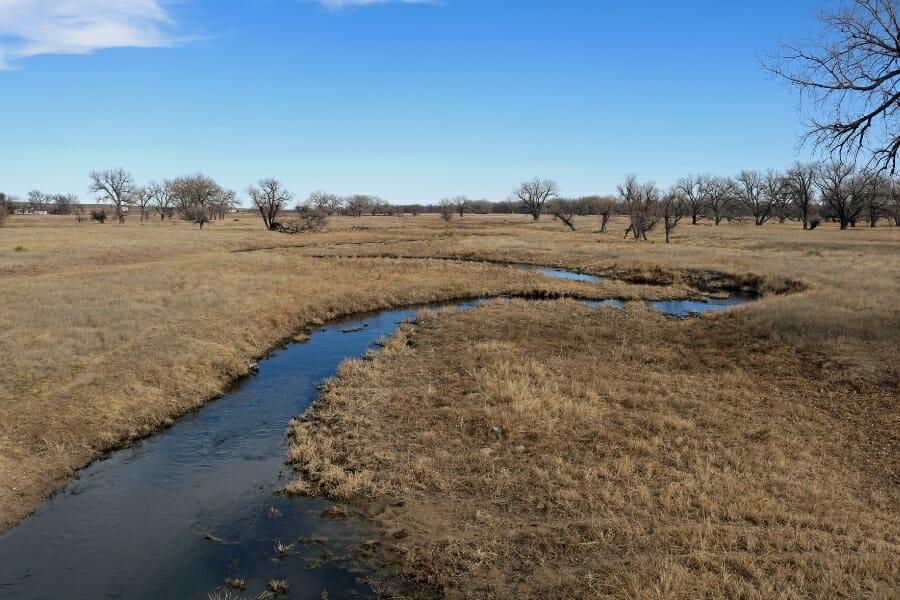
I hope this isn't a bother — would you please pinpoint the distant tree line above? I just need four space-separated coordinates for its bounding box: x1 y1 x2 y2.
503 163 900 243
3 161 899 240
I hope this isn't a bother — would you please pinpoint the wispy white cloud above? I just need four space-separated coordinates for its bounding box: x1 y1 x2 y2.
0 0 180 69
315 0 440 10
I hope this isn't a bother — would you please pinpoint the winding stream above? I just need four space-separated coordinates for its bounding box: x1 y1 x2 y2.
0 268 753 599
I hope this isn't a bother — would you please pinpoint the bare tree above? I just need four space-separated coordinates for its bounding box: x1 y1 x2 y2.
344 195 372 217
816 162 863 229
765 0 900 173
0 192 14 216
468 199 492 214
27 190 49 211
50 193 79 216
785 162 820 229
307 191 342 215
211 189 237 220
548 198 577 231
619 175 660 240
673 175 708 224
89 168 134 223
576 195 616 232
660 189 685 243
170 173 222 229
275 206 328 233
181 204 210 229
596 196 616 232
736 170 773 226
130 186 153 222
887 176 900 225
513 178 558 221
0 203 6 226
703 175 737 225
438 198 455 222
855 170 888 226
248 178 293 231
451 196 469 217
149 180 175 220
764 170 793 223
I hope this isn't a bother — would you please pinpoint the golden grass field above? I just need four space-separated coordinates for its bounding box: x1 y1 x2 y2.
1 212 898 598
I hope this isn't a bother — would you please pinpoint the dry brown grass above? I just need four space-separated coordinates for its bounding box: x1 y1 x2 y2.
0 213 693 531
1 212 897 598
290 299 898 598
281 215 898 598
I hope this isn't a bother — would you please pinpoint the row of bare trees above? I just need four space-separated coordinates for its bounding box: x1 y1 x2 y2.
525 162 900 243
666 164 900 231
85 169 239 228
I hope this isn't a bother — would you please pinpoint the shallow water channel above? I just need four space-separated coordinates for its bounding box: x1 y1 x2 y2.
0 269 752 599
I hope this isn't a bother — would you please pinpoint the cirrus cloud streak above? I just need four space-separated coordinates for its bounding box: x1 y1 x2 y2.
0 0 180 69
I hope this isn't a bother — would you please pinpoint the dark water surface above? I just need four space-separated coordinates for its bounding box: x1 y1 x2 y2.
0 269 753 599
0 303 484 600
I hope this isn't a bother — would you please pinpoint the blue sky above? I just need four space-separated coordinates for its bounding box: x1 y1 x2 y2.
0 0 826 205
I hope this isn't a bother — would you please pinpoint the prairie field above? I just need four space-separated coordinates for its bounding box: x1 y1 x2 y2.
1 213 898 598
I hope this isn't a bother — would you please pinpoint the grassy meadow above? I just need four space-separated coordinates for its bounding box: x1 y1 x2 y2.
1 212 898 597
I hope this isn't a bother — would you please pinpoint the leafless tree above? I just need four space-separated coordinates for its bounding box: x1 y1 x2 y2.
149 180 175 220
673 175 708 224
468 199 492 214
596 196 617 232
0 192 14 216
211 189 237 220
764 170 793 223
451 196 469 217
619 175 660 240
366 196 388 216
0 203 6 226
170 173 222 229
307 191 342 215
765 0 900 173
703 175 737 225
27 190 49 211
171 173 220 209
887 176 900 225
660 189 686 243
513 178 558 221
89 168 134 223
275 206 328 233
816 162 863 229
548 198 577 231
130 186 153 222
181 204 210 229
785 162 820 229
577 195 616 232
50 193 79 216
736 170 773 225
438 198 455 221
344 195 372 217
247 178 293 231
856 170 889 226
